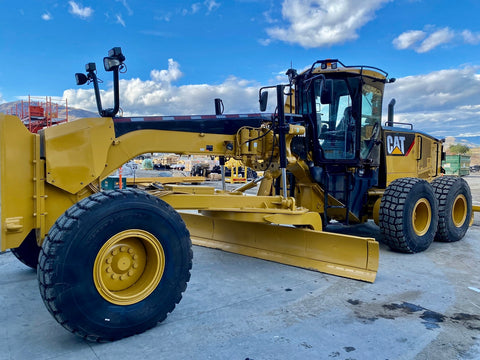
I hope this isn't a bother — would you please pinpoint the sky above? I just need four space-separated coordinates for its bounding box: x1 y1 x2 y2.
1 0 480 143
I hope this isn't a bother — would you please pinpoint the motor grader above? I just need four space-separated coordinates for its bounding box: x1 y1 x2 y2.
0 48 472 341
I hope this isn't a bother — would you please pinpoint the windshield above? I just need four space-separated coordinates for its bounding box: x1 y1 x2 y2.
299 75 382 162
315 77 358 160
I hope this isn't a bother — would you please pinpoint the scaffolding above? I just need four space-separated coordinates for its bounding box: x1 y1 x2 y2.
7 96 68 133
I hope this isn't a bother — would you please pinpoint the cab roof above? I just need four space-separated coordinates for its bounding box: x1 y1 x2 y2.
304 59 391 83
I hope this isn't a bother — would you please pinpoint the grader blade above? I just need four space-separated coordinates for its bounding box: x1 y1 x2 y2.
180 213 379 282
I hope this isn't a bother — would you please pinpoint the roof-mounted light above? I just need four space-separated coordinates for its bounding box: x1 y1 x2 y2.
104 57 122 71
103 47 125 72
320 60 337 70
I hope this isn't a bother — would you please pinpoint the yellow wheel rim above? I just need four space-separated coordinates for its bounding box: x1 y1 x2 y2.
93 229 165 305
412 198 432 236
452 194 467 227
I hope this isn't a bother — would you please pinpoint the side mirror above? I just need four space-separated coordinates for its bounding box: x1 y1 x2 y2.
321 79 333 104
259 91 268 112
75 73 89 85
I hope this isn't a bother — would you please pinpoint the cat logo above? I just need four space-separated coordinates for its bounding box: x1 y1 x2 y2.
386 133 415 156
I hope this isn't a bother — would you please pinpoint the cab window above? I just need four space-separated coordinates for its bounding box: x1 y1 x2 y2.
360 84 382 159
316 79 355 160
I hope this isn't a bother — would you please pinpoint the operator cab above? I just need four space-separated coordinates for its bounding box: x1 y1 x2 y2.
293 59 393 168
288 60 395 223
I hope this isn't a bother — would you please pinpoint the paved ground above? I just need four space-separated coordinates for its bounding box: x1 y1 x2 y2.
1 176 480 360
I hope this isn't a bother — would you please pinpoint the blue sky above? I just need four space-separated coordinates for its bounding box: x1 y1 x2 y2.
1 0 480 142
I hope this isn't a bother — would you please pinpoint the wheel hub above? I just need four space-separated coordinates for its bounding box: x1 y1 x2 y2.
94 229 165 305
452 194 467 227
412 198 432 236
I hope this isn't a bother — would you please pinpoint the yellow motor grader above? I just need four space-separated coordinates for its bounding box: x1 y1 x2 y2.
0 48 472 341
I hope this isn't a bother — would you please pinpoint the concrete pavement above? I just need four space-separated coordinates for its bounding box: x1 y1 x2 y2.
1 177 480 360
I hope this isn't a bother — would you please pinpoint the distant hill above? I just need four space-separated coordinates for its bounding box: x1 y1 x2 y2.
0 100 98 121
445 136 480 148
444 136 480 165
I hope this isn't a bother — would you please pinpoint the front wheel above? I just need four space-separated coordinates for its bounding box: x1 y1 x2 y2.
379 178 438 253
37 189 192 341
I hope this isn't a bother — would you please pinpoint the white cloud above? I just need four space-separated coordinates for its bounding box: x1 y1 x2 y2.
155 13 172 22
462 30 480 45
263 8 278 24
384 66 480 139
204 0 220 14
191 3 202 14
392 30 426 50
41 11 53 21
64 59 264 116
258 38 272 46
385 67 480 112
116 14 126 27
416 27 455 53
150 59 182 83
68 1 93 19
115 0 133 16
184 1 219 16
394 27 477 53
266 0 390 48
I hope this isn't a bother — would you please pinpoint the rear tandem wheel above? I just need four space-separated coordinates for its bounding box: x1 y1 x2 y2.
37 189 192 341
379 177 439 253
431 175 472 242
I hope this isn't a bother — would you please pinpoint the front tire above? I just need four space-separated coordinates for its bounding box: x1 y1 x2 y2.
37 189 192 341
432 176 472 242
379 178 438 253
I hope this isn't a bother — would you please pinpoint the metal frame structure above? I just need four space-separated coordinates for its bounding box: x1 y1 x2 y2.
7 95 68 133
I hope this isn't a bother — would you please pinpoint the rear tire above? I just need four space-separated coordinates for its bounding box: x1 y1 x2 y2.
379 177 438 253
431 176 472 242
11 230 40 269
37 189 192 341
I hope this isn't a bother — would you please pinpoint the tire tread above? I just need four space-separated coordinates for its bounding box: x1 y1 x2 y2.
38 189 192 342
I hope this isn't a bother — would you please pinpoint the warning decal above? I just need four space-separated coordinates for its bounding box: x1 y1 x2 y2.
385 132 415 156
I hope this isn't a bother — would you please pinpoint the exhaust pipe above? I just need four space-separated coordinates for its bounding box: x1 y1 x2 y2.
387 98 396 127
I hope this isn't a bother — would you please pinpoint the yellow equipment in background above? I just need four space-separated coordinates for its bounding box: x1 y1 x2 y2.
0 48 473 341
224 158 247 183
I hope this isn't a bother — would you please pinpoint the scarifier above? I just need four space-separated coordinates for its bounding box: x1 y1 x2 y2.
0 48 473 341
